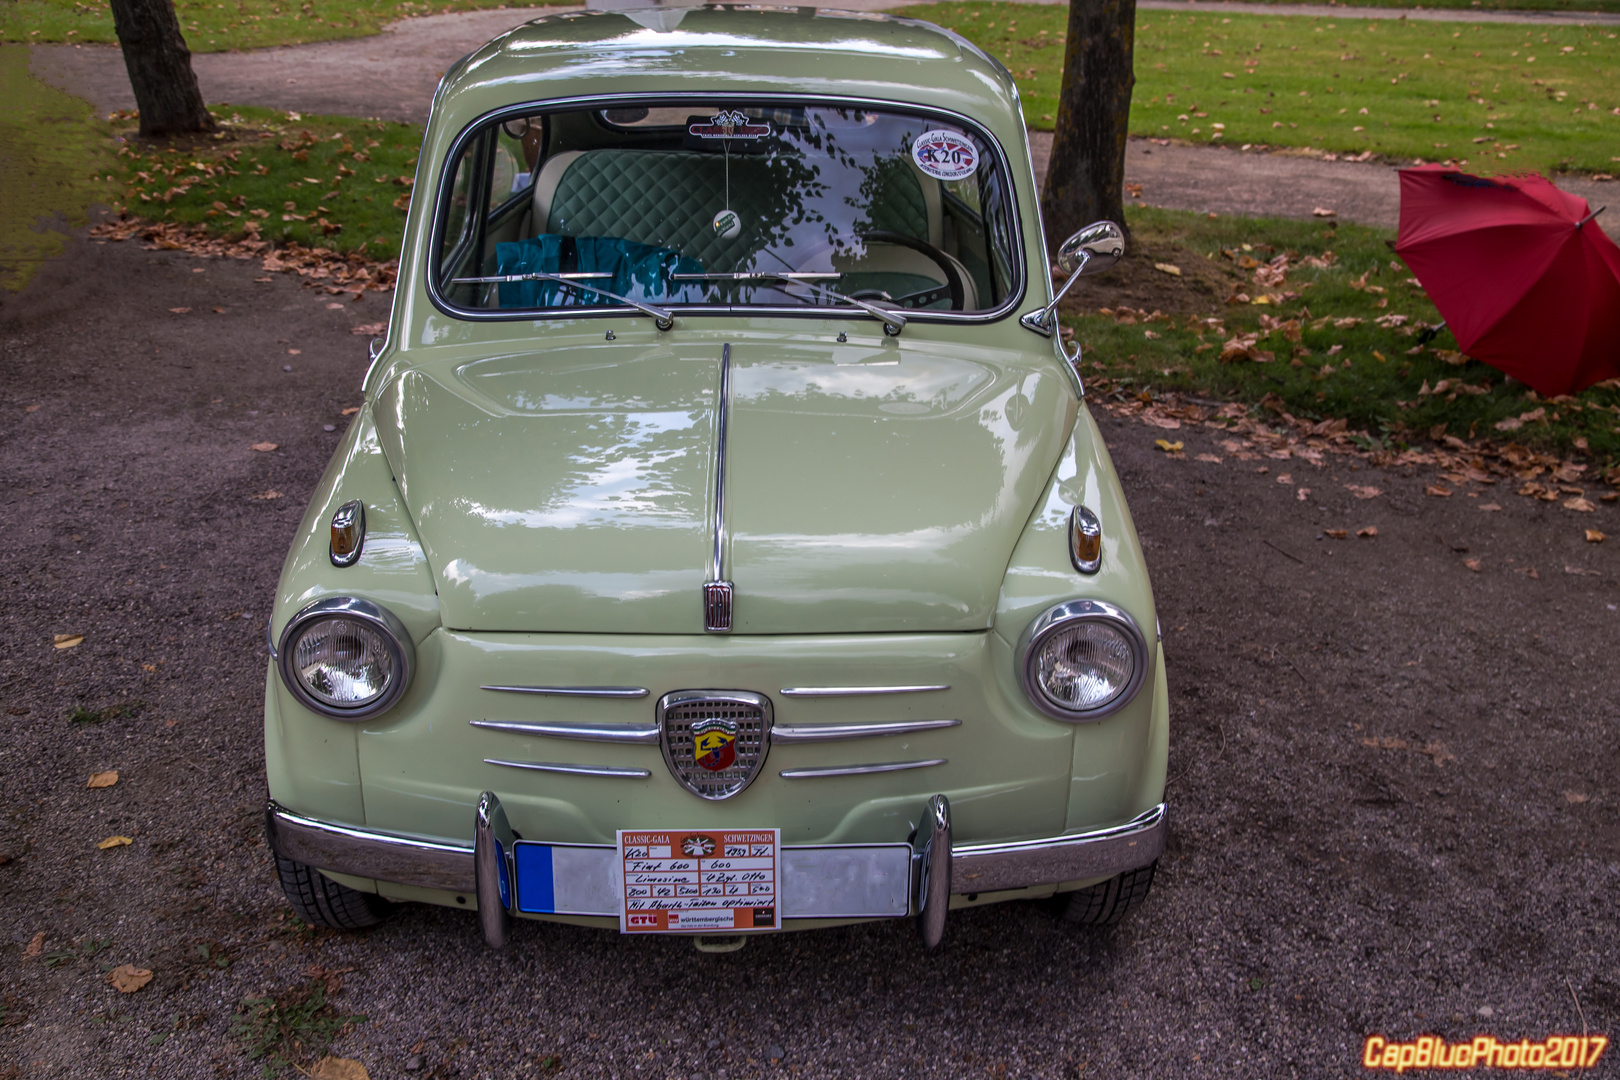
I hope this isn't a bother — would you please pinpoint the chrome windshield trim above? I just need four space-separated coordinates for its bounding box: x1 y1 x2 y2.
779 684 949 697
483 758 652 778
480 685 648 699
772 719 961 743
469 719 661 744
779 758 947 779
423 92 1028 327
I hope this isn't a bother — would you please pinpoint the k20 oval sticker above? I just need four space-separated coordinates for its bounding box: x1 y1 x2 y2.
912 130 978 181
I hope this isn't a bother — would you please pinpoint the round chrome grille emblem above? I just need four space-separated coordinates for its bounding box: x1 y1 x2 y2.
658 691 772 800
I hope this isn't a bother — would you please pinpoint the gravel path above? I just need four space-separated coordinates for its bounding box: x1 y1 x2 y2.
2 223 1617 1079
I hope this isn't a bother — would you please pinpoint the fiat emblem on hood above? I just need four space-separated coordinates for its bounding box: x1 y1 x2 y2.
658 691 772 800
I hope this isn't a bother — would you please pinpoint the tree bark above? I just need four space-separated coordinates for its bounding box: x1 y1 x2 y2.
1040 0 1137 255
107 0 215 138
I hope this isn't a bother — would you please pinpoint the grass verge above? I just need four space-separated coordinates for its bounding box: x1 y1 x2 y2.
108 104 420 257
3 0 564 53
902 2 1620 173
1228 0 1620 11
232 976 365 1079
0 45 113 291
1063 206 1620 477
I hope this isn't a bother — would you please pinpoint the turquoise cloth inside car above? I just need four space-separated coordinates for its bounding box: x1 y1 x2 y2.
495 235 706 309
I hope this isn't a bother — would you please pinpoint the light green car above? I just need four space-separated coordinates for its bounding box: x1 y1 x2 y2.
264 1 1167 949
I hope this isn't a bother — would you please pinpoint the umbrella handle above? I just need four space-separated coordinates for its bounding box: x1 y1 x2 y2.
1576 206 1606 229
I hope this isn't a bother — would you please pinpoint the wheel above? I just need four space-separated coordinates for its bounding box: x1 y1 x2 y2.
274 853 392 930
1060 861 1157 926
857 230 966 310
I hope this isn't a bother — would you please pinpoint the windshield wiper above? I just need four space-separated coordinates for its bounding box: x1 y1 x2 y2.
451 272 674 331
672 271 907 336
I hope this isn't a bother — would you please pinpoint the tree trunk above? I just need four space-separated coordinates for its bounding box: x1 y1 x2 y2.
1040 0 1136 255
107 0 215 138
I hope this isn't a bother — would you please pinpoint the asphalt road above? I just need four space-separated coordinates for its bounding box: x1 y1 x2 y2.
1 224 1616 1079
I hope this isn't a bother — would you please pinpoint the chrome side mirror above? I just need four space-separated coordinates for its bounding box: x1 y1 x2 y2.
1057 220 1125 278
1021 220 1125 337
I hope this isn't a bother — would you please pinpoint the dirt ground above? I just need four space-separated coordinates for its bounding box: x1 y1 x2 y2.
1 221 1616 1080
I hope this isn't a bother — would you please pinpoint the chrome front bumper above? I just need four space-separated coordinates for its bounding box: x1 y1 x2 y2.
266 798 1166 942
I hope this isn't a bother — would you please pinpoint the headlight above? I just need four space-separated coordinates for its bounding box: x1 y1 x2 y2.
276 597 414 720
1017 600 1148 722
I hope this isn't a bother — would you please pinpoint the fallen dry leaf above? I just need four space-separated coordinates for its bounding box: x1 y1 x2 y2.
25 931 46 958
97 836 133 850
1478 503 1502 512
1563 497 1596 512
310 1056 370 1080
1464 558 1483 573
1493 417 1523 432
167 307 191 314
1277 473 1293 485
1143 415 1182 430
1312 207 1337 217
1564 791 1590 804
87 770 118 789
1421 742 1457 767
250 442 279 453
1153 439 1185 453
1297 488 1311 501
107 965 153 993
251 490 284 500
53 633 84 650
350 322 387 335
340 406 361 416
1153 262 1182 276
1324 529 1348 539
1356 526 1378 538
1586 529 1606 543
1426 484 1452 497
1361 735 1409 750
1345 484 1384 499
1195 453 1223 464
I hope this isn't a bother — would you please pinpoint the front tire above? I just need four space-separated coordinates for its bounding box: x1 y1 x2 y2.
1060 861 1157 926
274 853 392 930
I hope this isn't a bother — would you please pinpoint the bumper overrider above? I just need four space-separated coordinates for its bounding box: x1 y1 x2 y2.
265 795 1166 948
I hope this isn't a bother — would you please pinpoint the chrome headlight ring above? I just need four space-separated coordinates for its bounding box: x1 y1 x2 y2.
1016 599 1149 723
276 596 415 721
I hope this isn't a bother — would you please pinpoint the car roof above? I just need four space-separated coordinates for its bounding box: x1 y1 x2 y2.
435 4 1021 132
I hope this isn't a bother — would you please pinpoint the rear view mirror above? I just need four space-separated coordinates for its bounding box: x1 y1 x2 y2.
1022 220 1125 337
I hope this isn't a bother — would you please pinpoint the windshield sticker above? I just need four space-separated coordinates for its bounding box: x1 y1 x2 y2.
689 110 772 140
911 130 978 181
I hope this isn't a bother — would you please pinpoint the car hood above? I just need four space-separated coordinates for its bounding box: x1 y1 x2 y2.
373 337 1074 634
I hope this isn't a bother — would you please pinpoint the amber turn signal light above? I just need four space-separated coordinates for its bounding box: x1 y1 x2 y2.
329 499 366 567
1069 505 1101 574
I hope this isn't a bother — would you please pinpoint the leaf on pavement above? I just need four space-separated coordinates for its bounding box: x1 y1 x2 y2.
97 836 133 850
25 931 46 958
1153 439 1184 453
1143 415 1181 429
1478 503 1502 512
251 490 284 501
1345 484 1383 499
350 322 386 336
1153 262 1182 276
1356 526 1378 537
310 1056 370 1080
1324 529 1348 539
87 770 118 789
1425 484 1452 497
1463 558 1482 573
107 965 153 993
1296 488 1311 501
1563 497 1596 512
53 634 84 649
1311 207 1337 217
251 442 279 452
341 407 361 416
1564 791 1590 804
167 307 191 315
1361 735 1408 749
1196 453 1223 464
1586 529 1606 543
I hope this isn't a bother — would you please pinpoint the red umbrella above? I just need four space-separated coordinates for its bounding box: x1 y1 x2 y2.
1394 166 1620 397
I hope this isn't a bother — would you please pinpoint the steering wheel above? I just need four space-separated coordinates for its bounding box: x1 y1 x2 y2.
858 231 966 312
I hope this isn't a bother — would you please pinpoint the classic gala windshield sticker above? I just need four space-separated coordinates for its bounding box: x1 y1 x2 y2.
689 110 772 140
911 130 978 181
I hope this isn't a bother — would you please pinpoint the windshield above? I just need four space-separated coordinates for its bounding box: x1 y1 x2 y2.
433 101 1021 319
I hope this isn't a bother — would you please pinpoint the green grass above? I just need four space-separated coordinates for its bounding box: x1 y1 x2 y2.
232 979 366 1079
1234 0 1620 10
3 0 565 52
110 105 422 256
0 45 114 291
1069 206 1620 469
905 3 1620 173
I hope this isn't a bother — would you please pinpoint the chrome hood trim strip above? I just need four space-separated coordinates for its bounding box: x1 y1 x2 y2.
780 758 947 779
469 719 661 744
779 684 949 698
481 685 648 699
484 758 651 778
772 719 961 743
